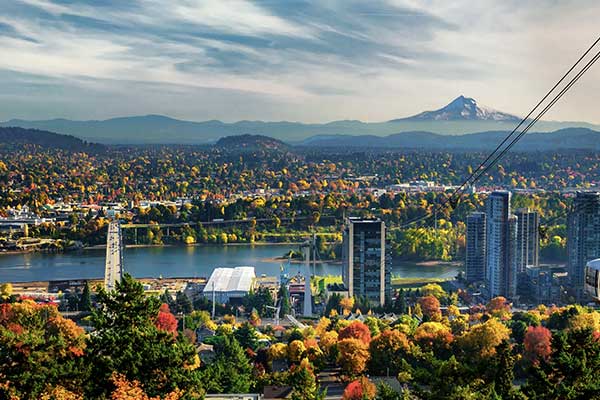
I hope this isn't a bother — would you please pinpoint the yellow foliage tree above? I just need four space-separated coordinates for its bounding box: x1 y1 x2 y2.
268 342 288 361
420 283 446 299
320 330 339 358
288 339 307 363
315 316 331 337
337 338 370 377
0 283 12 300
569 311 600 332
340 297 355 315
457 318 510 359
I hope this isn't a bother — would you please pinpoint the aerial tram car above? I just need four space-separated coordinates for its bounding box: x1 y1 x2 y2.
584 259 600 301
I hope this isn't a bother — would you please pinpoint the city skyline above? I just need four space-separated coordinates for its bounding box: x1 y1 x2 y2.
1 1 600 123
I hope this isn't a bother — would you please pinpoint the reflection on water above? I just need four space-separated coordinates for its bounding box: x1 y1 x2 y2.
0 244 460 282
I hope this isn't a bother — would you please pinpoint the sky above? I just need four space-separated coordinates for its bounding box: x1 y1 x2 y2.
1 0 599 123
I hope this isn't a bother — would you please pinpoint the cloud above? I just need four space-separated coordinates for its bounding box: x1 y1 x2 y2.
0 0 599 123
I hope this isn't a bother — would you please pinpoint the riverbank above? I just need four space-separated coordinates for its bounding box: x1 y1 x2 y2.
85 241 301 251
262 256 342 265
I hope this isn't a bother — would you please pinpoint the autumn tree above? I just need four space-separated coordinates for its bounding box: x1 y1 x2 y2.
368 329 411 376
338 320 372 344
418 295 442 322
487 297 511 320
109 373 183 400
342 376 376 400
288 339 307 363
0 301 87 399
414 322 454 354
457 318 510 360
420 283 446 299
523 326 552 365
337 338 370 377
156 303 178 335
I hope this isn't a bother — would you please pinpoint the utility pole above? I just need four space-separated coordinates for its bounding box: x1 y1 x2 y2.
211 280 216 320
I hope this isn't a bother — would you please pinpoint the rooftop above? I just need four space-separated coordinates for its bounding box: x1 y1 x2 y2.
203 266 255 294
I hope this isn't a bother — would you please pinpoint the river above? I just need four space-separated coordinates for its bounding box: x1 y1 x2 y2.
0 244 460 282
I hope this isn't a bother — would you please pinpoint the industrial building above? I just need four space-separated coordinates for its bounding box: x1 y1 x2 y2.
203 266 256 303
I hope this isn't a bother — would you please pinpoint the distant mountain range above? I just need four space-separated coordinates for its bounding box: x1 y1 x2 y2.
4 125 600 153
300 128 600 151
2 96 599 144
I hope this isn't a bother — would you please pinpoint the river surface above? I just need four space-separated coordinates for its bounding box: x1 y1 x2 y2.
0 244 460 282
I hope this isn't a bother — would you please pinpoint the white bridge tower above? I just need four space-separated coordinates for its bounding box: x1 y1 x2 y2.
104 220 124 291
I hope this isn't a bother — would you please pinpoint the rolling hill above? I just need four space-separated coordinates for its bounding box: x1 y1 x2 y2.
300 128 600 151
0 126 103 151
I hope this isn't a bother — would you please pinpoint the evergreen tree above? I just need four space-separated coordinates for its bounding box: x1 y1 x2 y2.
290 362 326 400
202 334 253 394
87 274 202 398
376 382 403 400
523 328 600 399
79 281 92 311
325 293 342 316
493 340 516 399
278 283 292 317
394 288 407 315
160 289 175 309
176 290 193 314
234 322 258 351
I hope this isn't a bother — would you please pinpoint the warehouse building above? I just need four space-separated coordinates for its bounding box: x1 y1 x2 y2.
202 266 256 303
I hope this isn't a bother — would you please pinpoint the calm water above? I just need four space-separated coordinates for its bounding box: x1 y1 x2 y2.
0 244 459 282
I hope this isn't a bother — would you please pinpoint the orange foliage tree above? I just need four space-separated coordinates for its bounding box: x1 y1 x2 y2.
487 297 511 320
110 373 183 400
342 376 376 400
418 295 442 322
337 338 370 377
338 321 372 344
0 301 87 399
156 304 178 335
523 325 552 364
368 329 411 375
414 322 454 353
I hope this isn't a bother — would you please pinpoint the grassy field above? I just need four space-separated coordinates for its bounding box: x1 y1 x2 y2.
391 277 453 289
311 274 455 292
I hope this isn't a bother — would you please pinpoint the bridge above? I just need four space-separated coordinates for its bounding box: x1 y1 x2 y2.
120 214 337 229
104 220 123 291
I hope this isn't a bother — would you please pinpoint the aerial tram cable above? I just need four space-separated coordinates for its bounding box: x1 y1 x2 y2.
398 35 600 231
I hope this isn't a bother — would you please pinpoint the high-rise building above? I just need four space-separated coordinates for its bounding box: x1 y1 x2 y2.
485 191 518 299
567 192 600 298
466 212 486 283
515 208 539 272
342 217 391 307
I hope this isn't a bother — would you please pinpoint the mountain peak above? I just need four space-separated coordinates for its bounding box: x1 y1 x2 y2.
390 96 520 122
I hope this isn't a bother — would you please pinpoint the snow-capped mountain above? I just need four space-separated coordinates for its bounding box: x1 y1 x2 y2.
391 95 521 122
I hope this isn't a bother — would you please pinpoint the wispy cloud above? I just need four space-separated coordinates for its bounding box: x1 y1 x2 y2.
1 0 599 123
